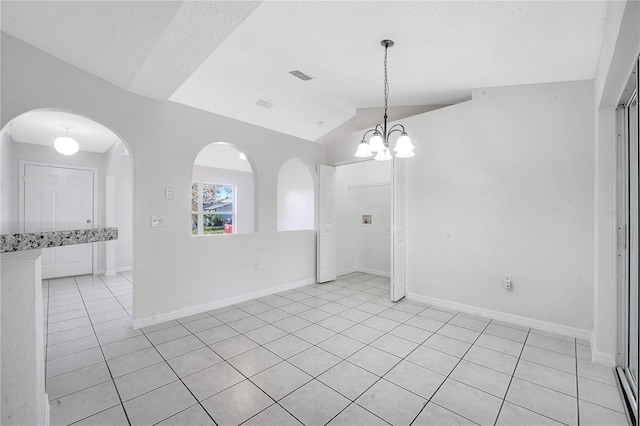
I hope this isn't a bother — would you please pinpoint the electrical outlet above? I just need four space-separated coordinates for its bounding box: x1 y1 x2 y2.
151 215 164 227
254 262 260 271
503 274 512 290
165 187 174 199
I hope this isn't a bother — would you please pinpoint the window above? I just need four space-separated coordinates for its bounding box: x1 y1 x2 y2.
192 182 235 235
192 142 255 234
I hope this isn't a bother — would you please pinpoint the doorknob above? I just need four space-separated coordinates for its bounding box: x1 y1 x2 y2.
86 219 92 224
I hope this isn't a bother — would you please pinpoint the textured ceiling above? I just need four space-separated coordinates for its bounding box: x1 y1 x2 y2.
1 1 260 99
1 1 608 143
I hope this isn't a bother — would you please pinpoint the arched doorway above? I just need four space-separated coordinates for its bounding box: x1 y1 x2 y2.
1 108 135 282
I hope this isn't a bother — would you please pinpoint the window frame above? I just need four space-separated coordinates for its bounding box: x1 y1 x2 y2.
192 181 236 236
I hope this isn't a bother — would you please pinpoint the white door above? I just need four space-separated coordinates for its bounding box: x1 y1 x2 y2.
24 164 94 278
391 157 407 301
317 165 337 283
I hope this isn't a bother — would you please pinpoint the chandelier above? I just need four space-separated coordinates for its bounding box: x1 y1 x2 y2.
354 40 415 160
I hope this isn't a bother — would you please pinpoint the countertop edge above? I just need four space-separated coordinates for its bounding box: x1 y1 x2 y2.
0 227 118 253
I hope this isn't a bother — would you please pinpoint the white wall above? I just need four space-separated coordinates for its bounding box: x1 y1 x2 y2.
0 33 325 326
115 155 133 271
335 161 391 276
329 80 596 336
277 158 314 232
406 81 595 333
192 165 254 234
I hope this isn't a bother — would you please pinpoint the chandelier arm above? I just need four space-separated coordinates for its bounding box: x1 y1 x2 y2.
387 129 406 138
360 128 378 141
388 124 406 134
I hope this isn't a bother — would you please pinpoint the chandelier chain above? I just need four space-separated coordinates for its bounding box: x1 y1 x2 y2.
384 45 389 117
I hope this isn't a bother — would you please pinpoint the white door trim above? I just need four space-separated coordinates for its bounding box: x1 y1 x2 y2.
19 160 99 275
391 157 407 302
317 165 337 283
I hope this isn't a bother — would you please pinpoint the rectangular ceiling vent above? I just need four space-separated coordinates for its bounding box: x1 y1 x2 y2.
289 70 315 81
256 98 274 109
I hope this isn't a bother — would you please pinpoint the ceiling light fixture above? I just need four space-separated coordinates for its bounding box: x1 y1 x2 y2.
54 126 79 156
355 40 415 161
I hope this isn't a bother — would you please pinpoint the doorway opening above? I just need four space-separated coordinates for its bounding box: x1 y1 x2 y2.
1 109 134 282
335 160 392 279
317 158 408 301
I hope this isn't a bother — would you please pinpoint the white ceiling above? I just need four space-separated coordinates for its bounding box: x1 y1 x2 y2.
1 1 608 142
8 111 121 154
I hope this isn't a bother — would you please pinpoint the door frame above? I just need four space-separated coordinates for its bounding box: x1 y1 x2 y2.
317 159 408 299
615 56 639 423
19 160 99 275
316 165 337 283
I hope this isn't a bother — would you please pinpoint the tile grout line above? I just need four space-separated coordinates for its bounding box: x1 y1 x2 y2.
136 322 222 426
492 325 530 426
66 275 133 426
96 273 133 320
149 277 394 425
46 273 597 425
191 283 387 425
140 276 491 426
243 279 401 426
407 313 493 426
49 275 479 423
575 339 581 426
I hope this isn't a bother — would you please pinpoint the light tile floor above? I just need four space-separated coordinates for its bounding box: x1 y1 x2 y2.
42 272 630 426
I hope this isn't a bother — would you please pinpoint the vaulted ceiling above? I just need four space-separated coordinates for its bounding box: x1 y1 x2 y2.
1 1 608 142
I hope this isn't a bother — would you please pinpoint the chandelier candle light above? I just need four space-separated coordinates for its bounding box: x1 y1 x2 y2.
354 40 415 161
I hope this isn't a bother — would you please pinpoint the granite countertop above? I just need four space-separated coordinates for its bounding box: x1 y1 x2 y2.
1 222 118 253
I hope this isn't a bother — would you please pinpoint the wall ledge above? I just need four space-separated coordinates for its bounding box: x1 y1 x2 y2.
407 292 593 342
133 277 316 329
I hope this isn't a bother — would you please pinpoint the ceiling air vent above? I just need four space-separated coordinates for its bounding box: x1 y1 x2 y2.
289 70 315 81
256 98 274 109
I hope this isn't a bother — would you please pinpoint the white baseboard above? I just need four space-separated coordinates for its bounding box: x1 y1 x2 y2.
133 277 316 329
94 267 132 276
407 293 593 341
357 268 390 278
337 267 357 276
592 350 616 367
337 267 390 278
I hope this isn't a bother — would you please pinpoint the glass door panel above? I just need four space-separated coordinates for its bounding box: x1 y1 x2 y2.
629 93 638 387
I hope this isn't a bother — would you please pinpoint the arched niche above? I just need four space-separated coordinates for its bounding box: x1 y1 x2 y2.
192 142 256 235
0 108 135 279
277 158 315 232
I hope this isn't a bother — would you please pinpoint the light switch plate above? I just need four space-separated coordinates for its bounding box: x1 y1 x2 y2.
151 215 165 227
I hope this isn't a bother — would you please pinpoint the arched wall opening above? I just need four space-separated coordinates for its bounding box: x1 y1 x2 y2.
191 142 256 235
0 108 135 280
277 158 316 232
